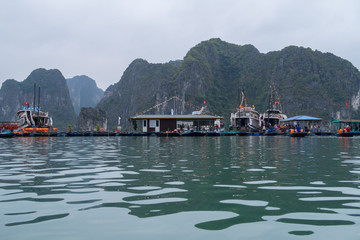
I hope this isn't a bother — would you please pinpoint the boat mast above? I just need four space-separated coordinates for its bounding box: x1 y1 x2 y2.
33 83 36 109
240 88 247 107
38 86 41 122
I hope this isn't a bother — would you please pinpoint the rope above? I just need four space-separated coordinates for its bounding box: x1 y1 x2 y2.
136 96 211 116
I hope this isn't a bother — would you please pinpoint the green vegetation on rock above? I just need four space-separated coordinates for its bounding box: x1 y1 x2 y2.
0 68 76 130
96 38 360 128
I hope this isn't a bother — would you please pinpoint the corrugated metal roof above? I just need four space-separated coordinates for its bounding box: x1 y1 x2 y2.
332 119 360 123
129 114 223 120
281 115 322 122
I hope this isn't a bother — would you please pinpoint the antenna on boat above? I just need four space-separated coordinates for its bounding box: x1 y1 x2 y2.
33 83 36 109
38 86 40 108
38 86 41 116
174 91 176 115
241 88 247 107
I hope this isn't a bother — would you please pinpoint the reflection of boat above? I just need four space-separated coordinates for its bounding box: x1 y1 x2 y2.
230 90 260 132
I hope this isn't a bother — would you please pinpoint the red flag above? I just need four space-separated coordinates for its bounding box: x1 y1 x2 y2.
346 101 348 108
25 101 29 106
203 100 207 104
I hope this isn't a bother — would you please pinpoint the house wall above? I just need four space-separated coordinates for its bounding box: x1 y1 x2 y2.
160 119 176 132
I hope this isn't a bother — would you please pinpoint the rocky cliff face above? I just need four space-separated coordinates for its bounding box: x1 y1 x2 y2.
263 46 360 120
67 75 104 116
2 39 359 131
76 107 107 131
95 38 360 129
96 59 182 130
0 68 76 130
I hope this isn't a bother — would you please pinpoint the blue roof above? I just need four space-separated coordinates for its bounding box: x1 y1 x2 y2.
281 115 322 122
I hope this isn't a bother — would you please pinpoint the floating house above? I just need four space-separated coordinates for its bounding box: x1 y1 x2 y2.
129 114 223 133
280 115 322 131
331 120 360 134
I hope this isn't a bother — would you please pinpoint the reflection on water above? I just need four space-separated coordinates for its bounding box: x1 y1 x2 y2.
1 136 360 239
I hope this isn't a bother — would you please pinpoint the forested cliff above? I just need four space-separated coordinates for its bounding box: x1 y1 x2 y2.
96 38 360 130
0 68 76 130
2 39 359 131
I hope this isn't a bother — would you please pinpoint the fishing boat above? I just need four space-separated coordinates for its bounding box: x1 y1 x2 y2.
230 90 260 132
262 82 287 129
264 130 278 136
0 131 15 138
336 132 354 137
331 120 359 137
181 131 206 136
221 132 237 136
17 84 57 134
206 131 221 136
289 131 308 137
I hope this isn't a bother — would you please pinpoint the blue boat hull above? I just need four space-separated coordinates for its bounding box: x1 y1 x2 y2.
0 132 15 138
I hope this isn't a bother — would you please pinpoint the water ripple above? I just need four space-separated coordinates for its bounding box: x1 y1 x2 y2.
2 136 360 238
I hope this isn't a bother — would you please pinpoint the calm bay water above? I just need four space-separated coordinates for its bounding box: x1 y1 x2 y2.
1 136 360 239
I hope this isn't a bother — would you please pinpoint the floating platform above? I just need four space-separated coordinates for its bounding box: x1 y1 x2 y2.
0 131 351 138
289 132 308 137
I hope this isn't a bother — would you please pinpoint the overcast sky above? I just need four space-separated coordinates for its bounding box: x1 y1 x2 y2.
1 0 359 90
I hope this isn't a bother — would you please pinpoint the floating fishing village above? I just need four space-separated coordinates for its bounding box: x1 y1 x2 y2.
4 2 360 239
0 83 358 138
